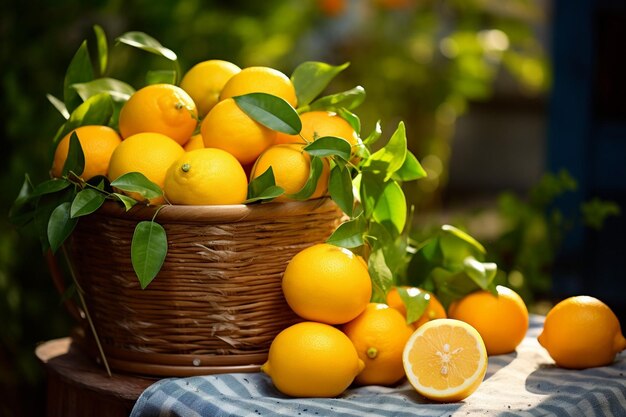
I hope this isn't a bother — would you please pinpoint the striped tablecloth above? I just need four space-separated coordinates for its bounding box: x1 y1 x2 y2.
130 315 626 417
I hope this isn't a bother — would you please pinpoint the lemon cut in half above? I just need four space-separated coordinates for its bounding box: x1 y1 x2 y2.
402 318 488 402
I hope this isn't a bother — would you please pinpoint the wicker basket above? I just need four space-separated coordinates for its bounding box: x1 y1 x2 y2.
60 198 343 377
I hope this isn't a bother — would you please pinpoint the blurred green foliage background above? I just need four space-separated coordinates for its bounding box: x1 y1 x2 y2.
1 1 549 415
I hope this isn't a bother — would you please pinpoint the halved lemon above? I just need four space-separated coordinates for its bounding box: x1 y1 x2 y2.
402 318 488 402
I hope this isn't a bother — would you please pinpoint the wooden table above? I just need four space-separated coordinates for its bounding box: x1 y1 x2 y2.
35 338 155 417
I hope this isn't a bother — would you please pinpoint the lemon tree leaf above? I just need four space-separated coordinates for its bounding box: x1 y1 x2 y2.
110 172 163 200
9 175 36 227
329 164 353 217
70 188 106 218
47 202 78 253
112 193 138 211
392 151 427 182
291 61 350 107
64 40 94 114
368 247 393 303
46 94 70 120
146 69 177 85
463 256 498 290
131 221 167 289
116 31 177 61
307 86 366 112
53 93 115 144
337 107 361 135
286 156 324 200
327 216 366 248
439 224 487 261
93 24 108 76
362 121 407 181
304 136 351 161
246 166 285 203
30 178 71 199
397 287 429 325
71 78 135 102
62 132 85 177
234 93 301 135
360 173 406 236
363 120 382 146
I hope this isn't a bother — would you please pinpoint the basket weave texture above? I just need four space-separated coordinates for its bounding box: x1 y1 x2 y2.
66 198 343 376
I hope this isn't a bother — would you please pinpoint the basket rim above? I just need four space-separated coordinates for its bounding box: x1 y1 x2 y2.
95 197 340 223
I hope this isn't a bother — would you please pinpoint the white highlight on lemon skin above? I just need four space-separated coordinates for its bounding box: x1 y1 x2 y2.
436 343 463 376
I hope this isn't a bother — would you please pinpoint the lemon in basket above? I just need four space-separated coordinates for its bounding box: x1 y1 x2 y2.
341 303 414 386
163 148 248 205
179 59 241 117
201 98 276 165
261 321 364 397
51 125 122 181
403 318 488 402
118 83 197 146
249 144 329 201
219 66 297 108
108 132 185 203
537 295 626 369
282 243 372 325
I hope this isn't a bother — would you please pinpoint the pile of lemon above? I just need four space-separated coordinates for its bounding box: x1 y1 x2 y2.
51 60 358 205
263 243 626 402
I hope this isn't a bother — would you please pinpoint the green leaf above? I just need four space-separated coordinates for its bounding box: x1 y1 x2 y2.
116 31 177 61
110 172 163 200
286 156 324 201
397 287 430 325
362 121 407 181
146 69 177 85
93 24 108 76
70 188 106 218
34 187 76 252
62 132 85 177
327 216 366 248
392 151 427 182
112 193 138 211
291 61 350 107
307 86 366 112
54 93 115 144
46 94 70 120
31 178 71 198
132 221 168 289
368 247 393 303
463 256 498 290
47 202 78 253
234 93 301 135
439 224 486 260
246 167 285 203
64 40 94 114
360 174 406 235
337 107 361 135
304 136 352 161
9 175 36 226
71 78 135 103
363 120 382 146
328 164 353 217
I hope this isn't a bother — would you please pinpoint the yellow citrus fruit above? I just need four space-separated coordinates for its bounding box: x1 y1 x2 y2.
341 303 414 386
249 144 329 202
51 125 121 180
282 243 372 325
118 83 197 146
163 148 248 205
261 321 364 397
107 132 185 203
448 285 528 356
403 318 488 402
219 66 297 107
179 59 241 117
537 295 626 369
386 286 447 329
275 111 360 147
200 98 276 165
183 134 204 152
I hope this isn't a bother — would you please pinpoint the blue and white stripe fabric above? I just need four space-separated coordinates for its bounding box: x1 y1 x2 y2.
130 315 626 417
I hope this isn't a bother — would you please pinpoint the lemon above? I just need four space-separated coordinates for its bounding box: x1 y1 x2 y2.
261 321 364 397
538 295 626 369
